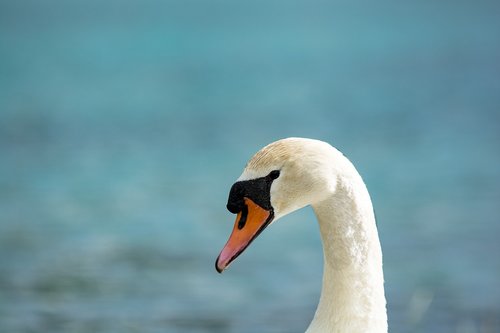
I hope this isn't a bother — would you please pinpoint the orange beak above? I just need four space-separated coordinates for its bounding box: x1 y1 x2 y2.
216 197 273 273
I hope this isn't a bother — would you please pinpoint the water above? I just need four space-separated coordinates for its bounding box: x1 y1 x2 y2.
1 1 499 332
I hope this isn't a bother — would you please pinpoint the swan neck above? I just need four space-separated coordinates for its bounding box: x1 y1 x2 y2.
307 176 387 333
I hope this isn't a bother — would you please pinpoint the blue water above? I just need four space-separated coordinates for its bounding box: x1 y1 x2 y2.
1 1 500 332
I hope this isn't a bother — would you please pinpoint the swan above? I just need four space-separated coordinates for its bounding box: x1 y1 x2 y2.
215 137 387 333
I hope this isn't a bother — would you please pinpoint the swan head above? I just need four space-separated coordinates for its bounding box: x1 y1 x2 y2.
216 138 341 273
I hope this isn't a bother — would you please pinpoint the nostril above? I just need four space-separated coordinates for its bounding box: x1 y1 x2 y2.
237 204 248 229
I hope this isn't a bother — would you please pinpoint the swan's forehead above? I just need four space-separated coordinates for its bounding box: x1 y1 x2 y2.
238 140 295 181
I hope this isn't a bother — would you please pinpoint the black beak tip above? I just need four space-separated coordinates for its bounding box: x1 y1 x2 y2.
215 256 224 274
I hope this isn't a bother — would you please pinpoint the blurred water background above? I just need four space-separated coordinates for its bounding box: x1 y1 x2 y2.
1 0 500 332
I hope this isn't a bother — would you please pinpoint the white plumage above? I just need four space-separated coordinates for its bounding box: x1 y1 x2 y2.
221 138 387 333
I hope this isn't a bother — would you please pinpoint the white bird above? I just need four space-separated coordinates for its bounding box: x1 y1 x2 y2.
216 137 387 333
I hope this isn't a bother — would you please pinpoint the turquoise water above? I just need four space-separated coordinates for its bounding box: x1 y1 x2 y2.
1 1 500 332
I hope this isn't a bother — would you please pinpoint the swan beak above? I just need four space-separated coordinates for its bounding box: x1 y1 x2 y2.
216 197 273 273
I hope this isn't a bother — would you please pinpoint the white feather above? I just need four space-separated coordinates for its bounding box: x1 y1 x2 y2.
241 138 388 333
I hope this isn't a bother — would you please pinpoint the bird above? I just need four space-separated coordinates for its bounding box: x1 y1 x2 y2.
215 137 388 333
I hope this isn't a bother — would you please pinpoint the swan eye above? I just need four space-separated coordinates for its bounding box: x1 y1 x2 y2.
268 170 280 180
